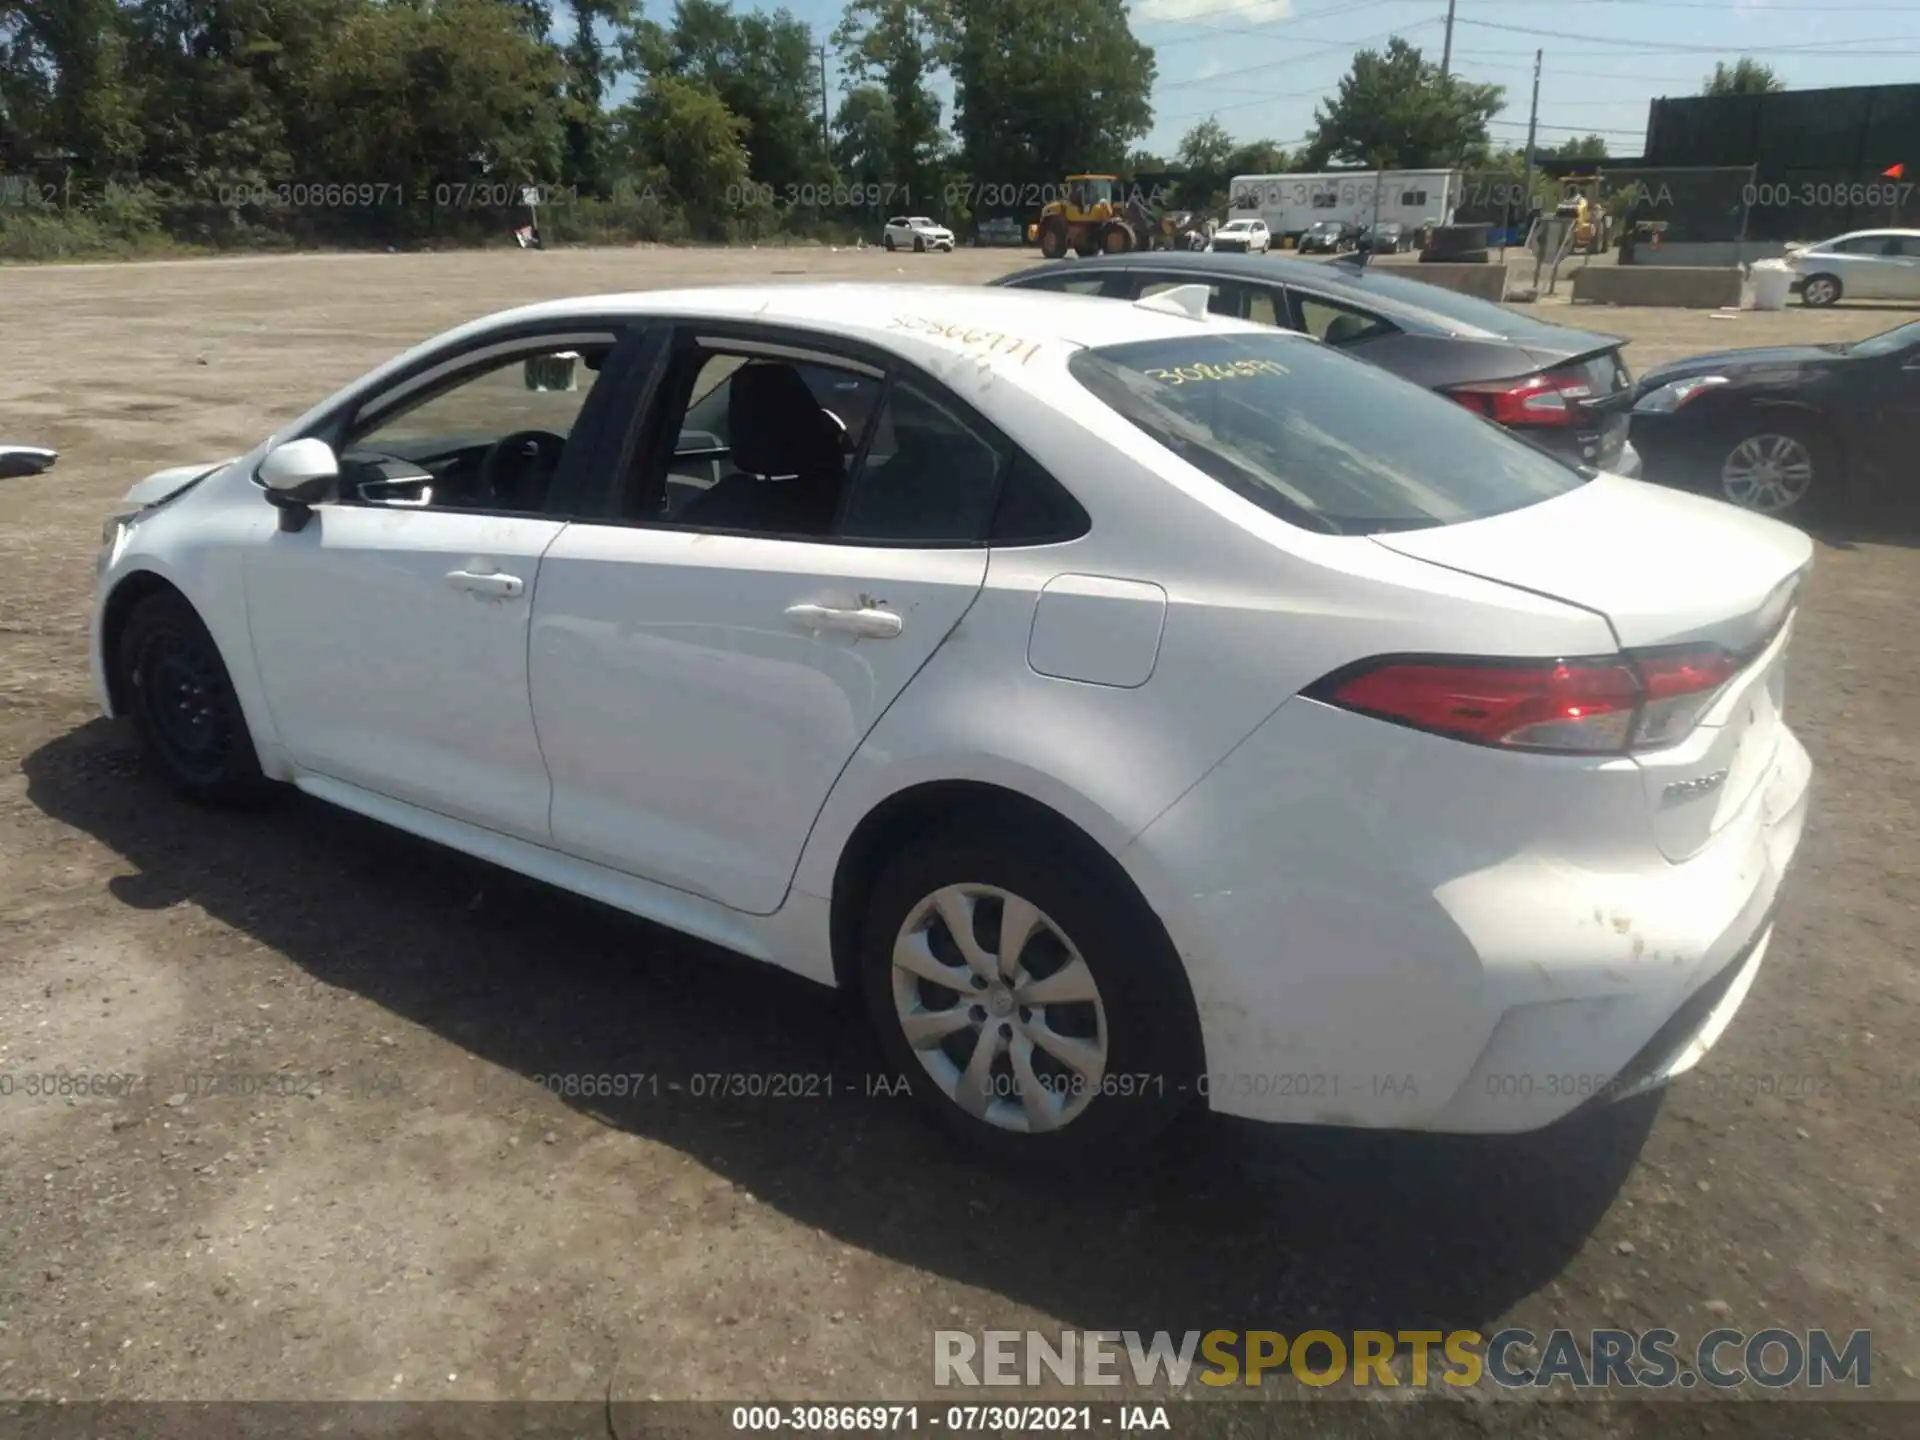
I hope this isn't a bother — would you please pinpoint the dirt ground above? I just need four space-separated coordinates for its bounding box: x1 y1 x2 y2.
1 246 1916 1424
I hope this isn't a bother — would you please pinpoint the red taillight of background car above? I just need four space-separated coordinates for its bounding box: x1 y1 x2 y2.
1305 646 1742 754
1445 369 1596 428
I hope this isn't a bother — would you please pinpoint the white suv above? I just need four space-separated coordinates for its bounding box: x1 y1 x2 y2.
1210 218 1271 254
882 216 955 253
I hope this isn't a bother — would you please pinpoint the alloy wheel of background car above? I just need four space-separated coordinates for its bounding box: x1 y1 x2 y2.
1721 432 1817 514
890 883 1109 1135
914 235 925 253
883 234 895 251
1800 274 1841 307
118 591 273 805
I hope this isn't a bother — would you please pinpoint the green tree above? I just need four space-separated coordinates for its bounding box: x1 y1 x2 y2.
944 0 1153 195
560 1 640 194
616 71 749 234
1304 38 1502 170
833 83 897 189
1544 133 1609 162
834 0 946 202
1703 59 1786 97
1225 139 1291 177
635 2 831 198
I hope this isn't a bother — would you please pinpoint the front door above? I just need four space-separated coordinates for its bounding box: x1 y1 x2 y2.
243 329 627 841
530 329 1008 913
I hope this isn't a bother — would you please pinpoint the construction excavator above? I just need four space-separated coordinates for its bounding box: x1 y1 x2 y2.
1027 174 1207 259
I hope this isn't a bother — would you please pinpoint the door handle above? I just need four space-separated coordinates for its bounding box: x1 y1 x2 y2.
785 602 902 638
446 569 524 598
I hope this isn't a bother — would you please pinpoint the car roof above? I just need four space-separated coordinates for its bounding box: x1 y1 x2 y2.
412 283 1276 384
994 253 1628 353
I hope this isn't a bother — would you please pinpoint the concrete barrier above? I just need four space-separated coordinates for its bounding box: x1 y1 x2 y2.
1570 265 1743 308
1396 262 1512 301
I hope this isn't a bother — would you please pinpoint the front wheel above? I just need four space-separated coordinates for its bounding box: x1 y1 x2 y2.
913 235 926 253
1800 273 1841 307
883 234 895 251
116 591 276 806
1716 415 1838 516
859 825 1199 1168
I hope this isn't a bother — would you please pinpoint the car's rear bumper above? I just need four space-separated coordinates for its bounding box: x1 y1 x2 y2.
1126 698 1812 1133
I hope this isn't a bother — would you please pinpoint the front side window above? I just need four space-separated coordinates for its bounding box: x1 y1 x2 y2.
341 342 614 514
1068 332 1586 535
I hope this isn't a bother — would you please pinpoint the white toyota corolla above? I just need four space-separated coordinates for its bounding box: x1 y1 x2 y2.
92 282 1812 1165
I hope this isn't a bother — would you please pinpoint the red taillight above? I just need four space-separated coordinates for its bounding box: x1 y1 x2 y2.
1446 369 1595 428
1306 647 1740 754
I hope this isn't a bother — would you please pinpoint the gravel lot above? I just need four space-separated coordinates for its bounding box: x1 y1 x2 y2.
0 246 1915 1423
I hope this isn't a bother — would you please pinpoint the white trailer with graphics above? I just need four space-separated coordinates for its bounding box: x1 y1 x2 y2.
1229 170 1462 244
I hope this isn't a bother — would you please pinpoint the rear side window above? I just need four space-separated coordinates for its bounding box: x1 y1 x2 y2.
1069 333 1586 535
841 380 1005 543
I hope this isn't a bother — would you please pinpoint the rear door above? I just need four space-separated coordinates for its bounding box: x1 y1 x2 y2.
528 324 1004 914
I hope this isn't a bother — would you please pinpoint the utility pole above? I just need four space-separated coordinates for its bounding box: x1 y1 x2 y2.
818 44 830 153
1522 48 1542 226
1440 0 1457 78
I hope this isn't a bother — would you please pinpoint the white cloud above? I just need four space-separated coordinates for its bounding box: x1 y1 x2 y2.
1133 0 1295 26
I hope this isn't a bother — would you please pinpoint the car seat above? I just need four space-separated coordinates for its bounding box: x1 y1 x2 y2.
675 363 848 535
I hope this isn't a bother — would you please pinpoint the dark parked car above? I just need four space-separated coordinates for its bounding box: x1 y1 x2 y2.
994 252 1640 475
1357 222 1409 255
1629 318 1920 517
0 445 57 478
1297 219 1357 254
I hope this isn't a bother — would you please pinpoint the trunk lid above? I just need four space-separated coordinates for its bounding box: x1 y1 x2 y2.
1372 474 1812 859
1370 473 1809 651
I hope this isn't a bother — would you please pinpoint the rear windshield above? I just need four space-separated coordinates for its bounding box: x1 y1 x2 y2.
1329 271 1584 343
1069 332 1587 535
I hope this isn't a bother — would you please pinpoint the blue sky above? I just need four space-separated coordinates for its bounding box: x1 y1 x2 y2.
574 0 1920 160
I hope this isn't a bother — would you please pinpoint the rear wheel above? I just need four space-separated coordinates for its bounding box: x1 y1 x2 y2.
859 824 1199 1169
1101 223 1132 254
116 591 275 806
1800 273 1841 307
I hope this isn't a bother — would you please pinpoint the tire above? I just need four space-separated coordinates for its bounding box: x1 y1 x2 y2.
1101 223 1131 255
1038 217 1069 262
1800 273 1841 307
883 233 895 251
1714 412 1841 517
116 591 275 806
914 235 926 253
858 822 1200 1169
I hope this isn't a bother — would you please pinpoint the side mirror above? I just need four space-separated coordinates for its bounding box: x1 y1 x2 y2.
258 438 339 531
524 352 579 392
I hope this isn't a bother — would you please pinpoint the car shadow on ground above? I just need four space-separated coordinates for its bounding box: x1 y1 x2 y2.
25 719 1656 1339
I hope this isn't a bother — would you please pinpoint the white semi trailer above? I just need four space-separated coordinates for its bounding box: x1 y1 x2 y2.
1229 169 1462 243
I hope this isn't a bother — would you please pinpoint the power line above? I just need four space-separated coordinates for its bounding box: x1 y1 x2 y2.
1456 18 1920 53
1157 17 1440 91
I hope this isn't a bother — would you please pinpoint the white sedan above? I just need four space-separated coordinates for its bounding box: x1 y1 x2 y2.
1785 228 1920 306
93 282 1811 1164
882 216 954 253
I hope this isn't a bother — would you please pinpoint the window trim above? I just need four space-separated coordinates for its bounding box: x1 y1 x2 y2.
576 317 1082 550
